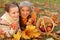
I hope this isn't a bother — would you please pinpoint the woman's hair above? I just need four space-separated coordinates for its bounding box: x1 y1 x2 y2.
19 1 33 30
19 1 34 12
4 2 19 12
19 1 34 16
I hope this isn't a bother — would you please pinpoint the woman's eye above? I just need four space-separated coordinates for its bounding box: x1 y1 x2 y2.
27 9 30 11
21 9 24 12
27 10 30 11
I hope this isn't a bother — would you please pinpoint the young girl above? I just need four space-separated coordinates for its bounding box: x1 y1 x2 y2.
0 3 19 37
19 1 33 30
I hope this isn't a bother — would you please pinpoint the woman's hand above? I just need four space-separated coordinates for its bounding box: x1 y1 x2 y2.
27 18 34 25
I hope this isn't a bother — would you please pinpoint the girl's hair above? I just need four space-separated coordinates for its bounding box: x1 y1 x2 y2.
4 2 19 12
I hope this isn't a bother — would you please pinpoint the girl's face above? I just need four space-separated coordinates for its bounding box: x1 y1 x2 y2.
20 6 31 18
9 6 19 20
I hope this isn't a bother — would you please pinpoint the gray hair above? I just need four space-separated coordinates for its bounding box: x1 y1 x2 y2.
19 1 34 11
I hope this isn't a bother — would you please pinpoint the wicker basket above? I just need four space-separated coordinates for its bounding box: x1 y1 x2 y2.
39 16 55 34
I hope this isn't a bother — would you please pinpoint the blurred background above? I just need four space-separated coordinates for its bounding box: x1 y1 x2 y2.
0 0 60 16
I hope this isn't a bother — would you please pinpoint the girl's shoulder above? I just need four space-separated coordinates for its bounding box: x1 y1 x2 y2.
0 17 9 25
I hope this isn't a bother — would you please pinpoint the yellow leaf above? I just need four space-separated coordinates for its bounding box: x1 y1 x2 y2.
13 31 21 40
26 25 36 30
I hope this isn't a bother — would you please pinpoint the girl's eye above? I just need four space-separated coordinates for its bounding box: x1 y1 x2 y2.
13 12 15 14
17 11 19 13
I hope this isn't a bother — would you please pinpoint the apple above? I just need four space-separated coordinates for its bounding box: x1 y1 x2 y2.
29 18 34 24
10 23 17 30
39 26 45 32
46 27 51 32
47 23 53 28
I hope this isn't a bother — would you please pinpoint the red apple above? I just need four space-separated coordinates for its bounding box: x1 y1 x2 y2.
40 26 45 32
29 18 34 24
47 23 53 28
10 23 17 30
46 27 51 32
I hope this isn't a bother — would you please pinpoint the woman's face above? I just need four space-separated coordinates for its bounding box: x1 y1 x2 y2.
20 6 31 18
9 6 19 20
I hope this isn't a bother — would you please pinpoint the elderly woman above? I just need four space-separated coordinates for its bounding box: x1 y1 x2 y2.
19 1 33 30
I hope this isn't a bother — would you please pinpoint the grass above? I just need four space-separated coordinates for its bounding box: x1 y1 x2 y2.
0 8 4 16
0 8 4 13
